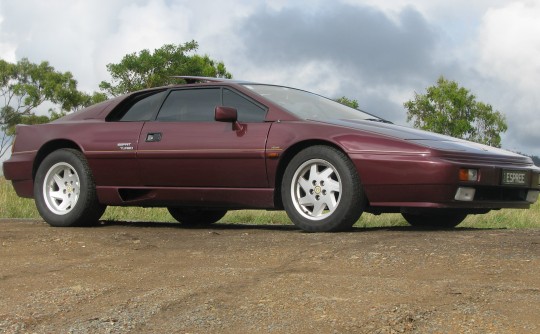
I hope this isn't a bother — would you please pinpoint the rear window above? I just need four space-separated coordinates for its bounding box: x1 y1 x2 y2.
107 90 167 122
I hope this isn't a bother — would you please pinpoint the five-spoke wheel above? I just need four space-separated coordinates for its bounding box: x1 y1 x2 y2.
282 145 366 232
34 149 105 227
42 162 81 215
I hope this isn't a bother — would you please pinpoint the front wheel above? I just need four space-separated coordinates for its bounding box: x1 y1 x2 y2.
281 146 366 232
34 149 106 227
402 211 467 229
167 208 227 226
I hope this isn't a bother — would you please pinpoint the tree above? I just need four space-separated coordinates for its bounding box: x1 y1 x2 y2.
404 76 507 147
99 41 232 97
0 58 90 158
335 96 359 109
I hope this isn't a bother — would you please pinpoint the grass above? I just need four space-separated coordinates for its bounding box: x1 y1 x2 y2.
1 176 539 228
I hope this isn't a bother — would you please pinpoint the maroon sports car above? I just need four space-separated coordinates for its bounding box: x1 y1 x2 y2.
3 76 540 231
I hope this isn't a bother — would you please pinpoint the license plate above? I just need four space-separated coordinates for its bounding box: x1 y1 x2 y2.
502 170 528 185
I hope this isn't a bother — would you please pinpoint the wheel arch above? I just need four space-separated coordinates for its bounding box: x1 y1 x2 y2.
33 140 82 180
273 140 348 208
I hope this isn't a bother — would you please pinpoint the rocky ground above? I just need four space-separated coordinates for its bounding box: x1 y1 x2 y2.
1 219 539 333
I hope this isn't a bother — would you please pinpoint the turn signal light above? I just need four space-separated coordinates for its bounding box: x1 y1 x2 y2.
459 168 479 182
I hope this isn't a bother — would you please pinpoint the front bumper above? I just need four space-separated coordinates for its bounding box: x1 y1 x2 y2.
351 152 540 210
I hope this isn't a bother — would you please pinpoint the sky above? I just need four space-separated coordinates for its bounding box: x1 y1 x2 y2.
1 0 539 160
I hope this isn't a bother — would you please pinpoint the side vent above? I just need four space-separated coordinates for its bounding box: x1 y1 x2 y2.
118 189 155 202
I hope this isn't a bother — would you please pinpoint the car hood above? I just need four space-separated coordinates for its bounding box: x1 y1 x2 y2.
318 118 529 161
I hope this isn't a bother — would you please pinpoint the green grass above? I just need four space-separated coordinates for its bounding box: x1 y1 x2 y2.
0 177 41 219
1 177 539 228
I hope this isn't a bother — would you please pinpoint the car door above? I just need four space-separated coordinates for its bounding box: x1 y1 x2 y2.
137 87 271 188
85 89 168 186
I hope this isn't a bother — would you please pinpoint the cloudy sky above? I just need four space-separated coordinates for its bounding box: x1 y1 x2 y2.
1 0 539 157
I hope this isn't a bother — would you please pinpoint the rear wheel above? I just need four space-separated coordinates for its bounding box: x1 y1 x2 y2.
167 207 227 226
34 149 106 227
281 145 365 232
402 211 467 229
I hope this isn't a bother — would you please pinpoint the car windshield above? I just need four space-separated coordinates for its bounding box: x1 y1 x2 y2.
243 84 382 122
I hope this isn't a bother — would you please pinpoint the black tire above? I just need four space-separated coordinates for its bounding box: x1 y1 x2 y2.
402 211 467 229
281 145 366 232
167 207 227 226
34 149 106 227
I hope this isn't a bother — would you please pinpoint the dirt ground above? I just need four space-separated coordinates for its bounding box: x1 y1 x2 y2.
0 219 539 334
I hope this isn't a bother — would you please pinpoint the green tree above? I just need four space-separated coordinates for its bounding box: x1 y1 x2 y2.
404 76 507 147
0 58 90 158
335 96 359 109
99 41 232 96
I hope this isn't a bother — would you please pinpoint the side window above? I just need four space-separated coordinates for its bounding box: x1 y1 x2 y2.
223 89 267 122
118 90 166 122
157 88 220 122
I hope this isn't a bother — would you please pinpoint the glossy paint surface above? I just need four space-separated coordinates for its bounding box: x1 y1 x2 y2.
3 80 540 213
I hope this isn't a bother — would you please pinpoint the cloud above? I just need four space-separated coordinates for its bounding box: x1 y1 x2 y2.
230 1 540 155
231 3 452 123
0 15 15 61
473 1 540 154
238 4 439 85
0 0 140 91
0 0 538 157
0 0 258 91
478 2 540 95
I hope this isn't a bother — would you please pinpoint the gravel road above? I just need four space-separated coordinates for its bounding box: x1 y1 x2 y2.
1 219 539 333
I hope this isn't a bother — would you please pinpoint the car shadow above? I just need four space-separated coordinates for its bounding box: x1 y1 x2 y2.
97 220 504 233
99 220 298 232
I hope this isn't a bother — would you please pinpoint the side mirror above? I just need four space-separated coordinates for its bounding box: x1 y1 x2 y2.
215 106 243 131
215 106 238 122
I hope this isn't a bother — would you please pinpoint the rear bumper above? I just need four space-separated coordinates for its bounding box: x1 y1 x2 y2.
2 151 36 198
8 180 34 198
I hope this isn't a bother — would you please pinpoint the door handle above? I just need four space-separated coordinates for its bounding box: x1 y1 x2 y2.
146 132 162 142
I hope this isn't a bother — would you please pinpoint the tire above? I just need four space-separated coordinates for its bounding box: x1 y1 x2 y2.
281 145 365 232
34 149 106 227
167 207 227 226
402 211 467 229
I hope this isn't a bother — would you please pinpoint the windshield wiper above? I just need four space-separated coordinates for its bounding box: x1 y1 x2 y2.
365 118 393 124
